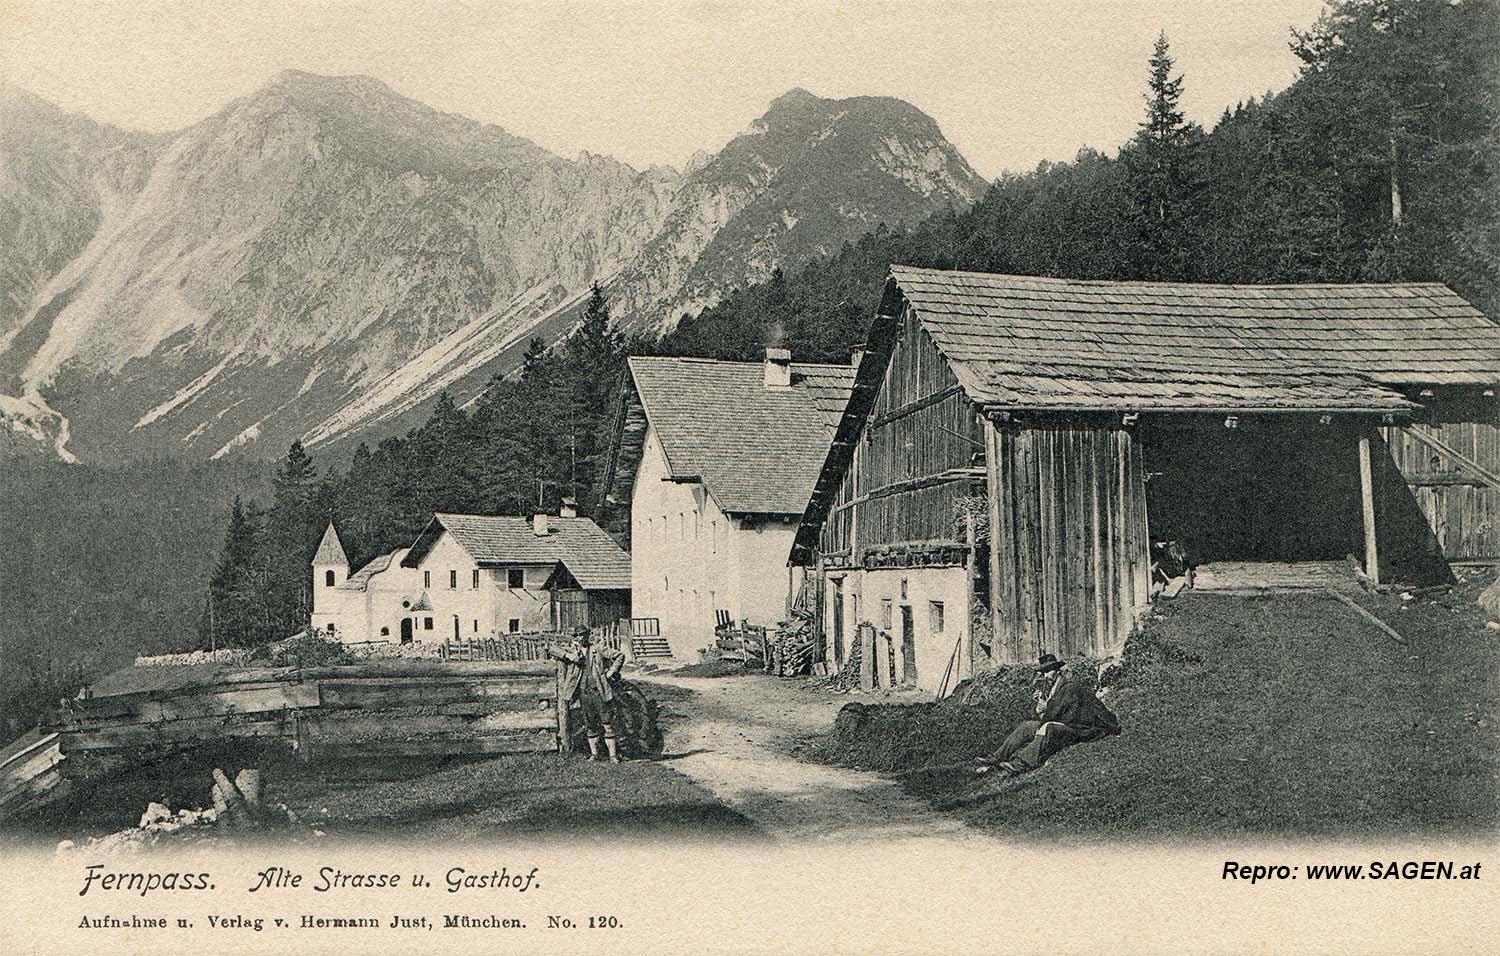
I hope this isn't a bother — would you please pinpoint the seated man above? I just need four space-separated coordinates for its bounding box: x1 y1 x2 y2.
547 626 627 763
976 653 1120 776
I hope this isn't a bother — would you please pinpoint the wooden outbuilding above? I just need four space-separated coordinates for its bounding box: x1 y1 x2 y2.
791 266 1500 688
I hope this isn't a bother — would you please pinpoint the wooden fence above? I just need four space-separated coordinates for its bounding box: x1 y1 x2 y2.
715 623 769 664
42 660 563 788
439 635 551 661
438 620 647 663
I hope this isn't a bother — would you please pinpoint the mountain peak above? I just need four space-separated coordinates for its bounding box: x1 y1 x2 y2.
264 69 399 98
767 87 821 111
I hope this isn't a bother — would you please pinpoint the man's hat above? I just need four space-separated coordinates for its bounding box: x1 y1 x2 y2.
1035 653 1065 674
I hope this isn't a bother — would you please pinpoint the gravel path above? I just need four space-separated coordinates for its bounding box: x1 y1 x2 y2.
637 672 1001 845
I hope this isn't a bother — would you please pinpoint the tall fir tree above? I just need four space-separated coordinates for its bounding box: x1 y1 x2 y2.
1125 31 1202 279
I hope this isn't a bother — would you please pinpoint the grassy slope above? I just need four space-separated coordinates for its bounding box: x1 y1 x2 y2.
850 580 1499 842
11 747 761 849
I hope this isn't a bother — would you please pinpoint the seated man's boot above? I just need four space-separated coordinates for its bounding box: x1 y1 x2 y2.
587 735 604 761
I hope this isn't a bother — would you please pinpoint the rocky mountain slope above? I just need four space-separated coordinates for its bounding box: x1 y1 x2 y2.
0 74 986 462
612 88 988 331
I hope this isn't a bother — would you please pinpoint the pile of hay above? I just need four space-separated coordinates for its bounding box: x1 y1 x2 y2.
808 654 1126 774
807 663 1044 773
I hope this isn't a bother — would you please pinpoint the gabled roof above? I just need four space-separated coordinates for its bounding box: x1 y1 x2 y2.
313 523 349 567
401 513 630 590
622 355 856 515
889 265 1500 410
788 268 1500 565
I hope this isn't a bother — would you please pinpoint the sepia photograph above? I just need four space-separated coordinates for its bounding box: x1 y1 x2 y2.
1 1 1497 953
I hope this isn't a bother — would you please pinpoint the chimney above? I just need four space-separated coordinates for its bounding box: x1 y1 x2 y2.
532 513 550 537
560 497 578 519
764 347 792 388
849 345 865 370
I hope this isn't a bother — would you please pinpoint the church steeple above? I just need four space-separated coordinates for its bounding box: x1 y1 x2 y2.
313 523 349 587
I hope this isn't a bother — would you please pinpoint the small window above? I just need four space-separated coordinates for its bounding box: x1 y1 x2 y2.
423 571 431 589
473 619 479 633
881 598 893 630
710 520 718 553
472 569 480 589
449 569 457 590
508 618 521 633
423 617 434 630
379 626 390 636
508 568 524 589
324 569 336 587
900 577 909 600
929 600 945 634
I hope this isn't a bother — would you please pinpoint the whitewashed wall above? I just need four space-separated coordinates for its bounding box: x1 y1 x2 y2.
823 566 969 696
630 427 798 652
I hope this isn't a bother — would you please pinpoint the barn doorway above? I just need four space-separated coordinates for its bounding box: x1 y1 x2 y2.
899 605 916 687
1141 416 1365 568
831 577 845 665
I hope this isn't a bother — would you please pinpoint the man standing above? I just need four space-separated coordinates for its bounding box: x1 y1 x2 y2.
976 653 1120 776
548 627 627 763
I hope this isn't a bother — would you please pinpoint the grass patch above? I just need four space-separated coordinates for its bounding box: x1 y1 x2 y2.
11 744 762 849
810 580 1500 842
269 751 763 844
670 658 755 678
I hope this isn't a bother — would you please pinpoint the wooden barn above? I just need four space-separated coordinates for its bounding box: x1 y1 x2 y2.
790 266 1500 691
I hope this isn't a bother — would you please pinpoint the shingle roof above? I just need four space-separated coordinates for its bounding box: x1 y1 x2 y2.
339 549 401 590
627 356 856 515
890 266 1500 411
314 523 349 566
402 514 631 590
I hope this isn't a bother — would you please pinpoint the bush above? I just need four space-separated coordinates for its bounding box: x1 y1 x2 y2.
248 633 354 668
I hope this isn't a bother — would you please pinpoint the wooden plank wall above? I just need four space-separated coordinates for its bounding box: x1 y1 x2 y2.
819 304 984 564
986 422 1150 662
1382 418 1500 560
52 662 562 779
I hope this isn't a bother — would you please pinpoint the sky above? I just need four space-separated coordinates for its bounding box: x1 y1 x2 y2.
0 0 1330 178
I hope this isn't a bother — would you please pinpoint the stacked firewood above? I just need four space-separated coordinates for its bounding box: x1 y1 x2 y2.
806 631 862 692
767 608 816 676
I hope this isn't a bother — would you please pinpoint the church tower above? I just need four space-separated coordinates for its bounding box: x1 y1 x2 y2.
313 523 349 589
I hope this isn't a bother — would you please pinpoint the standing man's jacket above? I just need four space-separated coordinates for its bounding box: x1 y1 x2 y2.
551 642 625 703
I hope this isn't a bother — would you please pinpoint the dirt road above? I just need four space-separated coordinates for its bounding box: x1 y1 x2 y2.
638 672 1000 845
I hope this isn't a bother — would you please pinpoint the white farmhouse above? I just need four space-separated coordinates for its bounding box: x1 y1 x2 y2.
594 349 854 651
310 509 630 644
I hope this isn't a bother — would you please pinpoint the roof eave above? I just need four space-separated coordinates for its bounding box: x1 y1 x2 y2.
979 402 1415 417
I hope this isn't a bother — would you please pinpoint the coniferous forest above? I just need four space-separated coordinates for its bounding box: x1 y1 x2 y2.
3 0 1497 728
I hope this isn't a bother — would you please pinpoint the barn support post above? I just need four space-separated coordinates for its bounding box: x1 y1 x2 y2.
964 509 978 677
1359 430 1381 584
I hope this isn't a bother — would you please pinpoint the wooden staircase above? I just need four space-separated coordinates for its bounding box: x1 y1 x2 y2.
625 618 673 660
